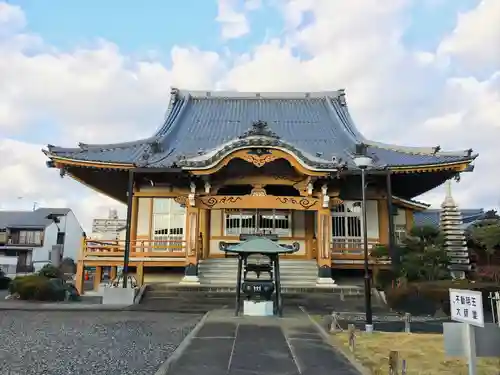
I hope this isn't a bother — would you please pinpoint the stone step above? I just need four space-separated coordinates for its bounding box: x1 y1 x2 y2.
198 263 318 269
147 283 364 295
198 272 316 278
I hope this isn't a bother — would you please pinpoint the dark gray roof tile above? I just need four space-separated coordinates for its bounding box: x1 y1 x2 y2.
0 208 72 229
45 89 476 169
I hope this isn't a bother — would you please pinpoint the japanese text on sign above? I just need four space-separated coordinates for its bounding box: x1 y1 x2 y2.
449 289 484 327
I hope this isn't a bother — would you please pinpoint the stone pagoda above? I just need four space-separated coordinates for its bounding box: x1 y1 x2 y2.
440 181 472 279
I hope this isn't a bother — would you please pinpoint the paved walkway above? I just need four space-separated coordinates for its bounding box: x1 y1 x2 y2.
163 309 361 375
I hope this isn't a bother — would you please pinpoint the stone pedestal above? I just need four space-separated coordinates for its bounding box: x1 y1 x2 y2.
243 300 274 316
180 275 200 284
316 277 336 287
102 287 136 305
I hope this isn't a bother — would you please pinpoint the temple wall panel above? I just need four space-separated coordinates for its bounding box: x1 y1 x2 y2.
137 198 152 237
393 208 407 226
366 200 379 238
292 211 306 237
210 209 223 237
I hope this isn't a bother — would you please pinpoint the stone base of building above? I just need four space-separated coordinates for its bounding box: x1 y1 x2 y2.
180 275 200 284
243 300 274 316
102 287 136 305
316 277 337 287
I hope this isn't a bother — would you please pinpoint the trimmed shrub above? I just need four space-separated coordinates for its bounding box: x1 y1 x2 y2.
374 269 397 290
386 280 500 316
9 275 66 301
38 264 62 279
473 266 500 283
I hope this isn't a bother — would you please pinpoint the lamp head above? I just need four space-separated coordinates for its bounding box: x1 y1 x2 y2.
353 156 373 169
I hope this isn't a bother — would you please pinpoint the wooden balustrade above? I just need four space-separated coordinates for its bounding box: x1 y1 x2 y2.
330 238 389 263
83 238 186 258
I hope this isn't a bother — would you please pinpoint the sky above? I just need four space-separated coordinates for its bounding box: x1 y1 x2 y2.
0 0 499 232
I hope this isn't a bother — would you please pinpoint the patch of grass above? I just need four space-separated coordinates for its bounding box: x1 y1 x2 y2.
330 331 500 375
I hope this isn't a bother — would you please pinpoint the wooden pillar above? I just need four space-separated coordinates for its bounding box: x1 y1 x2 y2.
110 266 117 280
316 208 335 285
130 194 139 253
181 206 200 284
405 209 414 232
136 262 144 286
93 266 102 291
378 199 389 245
199 208 210 259
305 211 315 259
75 260 85 295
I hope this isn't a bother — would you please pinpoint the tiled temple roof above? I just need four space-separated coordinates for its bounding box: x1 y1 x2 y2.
44 89 477 170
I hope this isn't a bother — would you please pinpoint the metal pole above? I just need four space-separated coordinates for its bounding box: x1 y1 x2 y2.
274 255 282 317
122 170 134 288
361 168 373 332
235 255 243 316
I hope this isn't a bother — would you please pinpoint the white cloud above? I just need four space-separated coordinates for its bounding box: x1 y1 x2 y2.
437 0 500 70
216 0 252 40
0 2 25 34
0 0 499 234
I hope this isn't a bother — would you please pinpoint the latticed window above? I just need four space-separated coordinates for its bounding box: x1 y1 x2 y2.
331 201 363 250
151 198 185 251
18 231 43 245
224 209 291 236
394 224 407 244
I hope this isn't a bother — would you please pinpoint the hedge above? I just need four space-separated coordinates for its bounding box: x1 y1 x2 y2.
0 274 11 290
385 280 500 316
9 275 66 301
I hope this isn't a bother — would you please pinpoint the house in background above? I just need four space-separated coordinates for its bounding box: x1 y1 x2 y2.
413 208 485 229
89 208 126 240
0 208 84 276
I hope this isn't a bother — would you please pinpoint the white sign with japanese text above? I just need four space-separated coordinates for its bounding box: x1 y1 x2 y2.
449 289 484 327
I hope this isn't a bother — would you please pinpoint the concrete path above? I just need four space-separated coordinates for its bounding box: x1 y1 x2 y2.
161 309 361 375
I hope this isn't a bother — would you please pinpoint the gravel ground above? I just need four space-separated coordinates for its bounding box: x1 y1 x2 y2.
0 311 202 375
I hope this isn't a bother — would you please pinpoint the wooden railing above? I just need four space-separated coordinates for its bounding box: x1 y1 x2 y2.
331 238 390 263
83 238 187 258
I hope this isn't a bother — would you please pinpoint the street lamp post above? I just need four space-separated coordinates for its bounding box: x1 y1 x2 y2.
353 155 374 333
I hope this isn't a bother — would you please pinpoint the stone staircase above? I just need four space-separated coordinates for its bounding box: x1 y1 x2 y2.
198 257 318 287
136 283 387 315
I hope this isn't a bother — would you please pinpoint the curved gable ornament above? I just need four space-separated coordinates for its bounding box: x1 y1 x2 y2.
176 121 346 175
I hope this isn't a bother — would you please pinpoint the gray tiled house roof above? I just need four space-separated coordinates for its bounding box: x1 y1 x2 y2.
45 89 477 170
413 208 485 229
0 208 71 229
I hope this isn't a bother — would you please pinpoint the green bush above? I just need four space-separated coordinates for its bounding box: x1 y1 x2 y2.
38 264 62 279
374 269 397 290
9 275 66 301
386 280 500 316
0 269 11 290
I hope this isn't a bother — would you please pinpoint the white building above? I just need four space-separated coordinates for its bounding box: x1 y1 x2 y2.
89 208 126 240
0 208 84 276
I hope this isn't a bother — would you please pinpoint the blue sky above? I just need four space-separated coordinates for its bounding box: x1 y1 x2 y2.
2 0 498 223
9 0 479 63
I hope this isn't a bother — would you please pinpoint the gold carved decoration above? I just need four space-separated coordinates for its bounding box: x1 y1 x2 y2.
189 148 329 177
199 196 243 209
251 185 267 196
275 196 317 210
293 177 313 196
195 195 321 210
240 153 280 168
174 196 188 206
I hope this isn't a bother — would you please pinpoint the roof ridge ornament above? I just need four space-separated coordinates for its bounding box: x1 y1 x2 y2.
239 121 280 139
